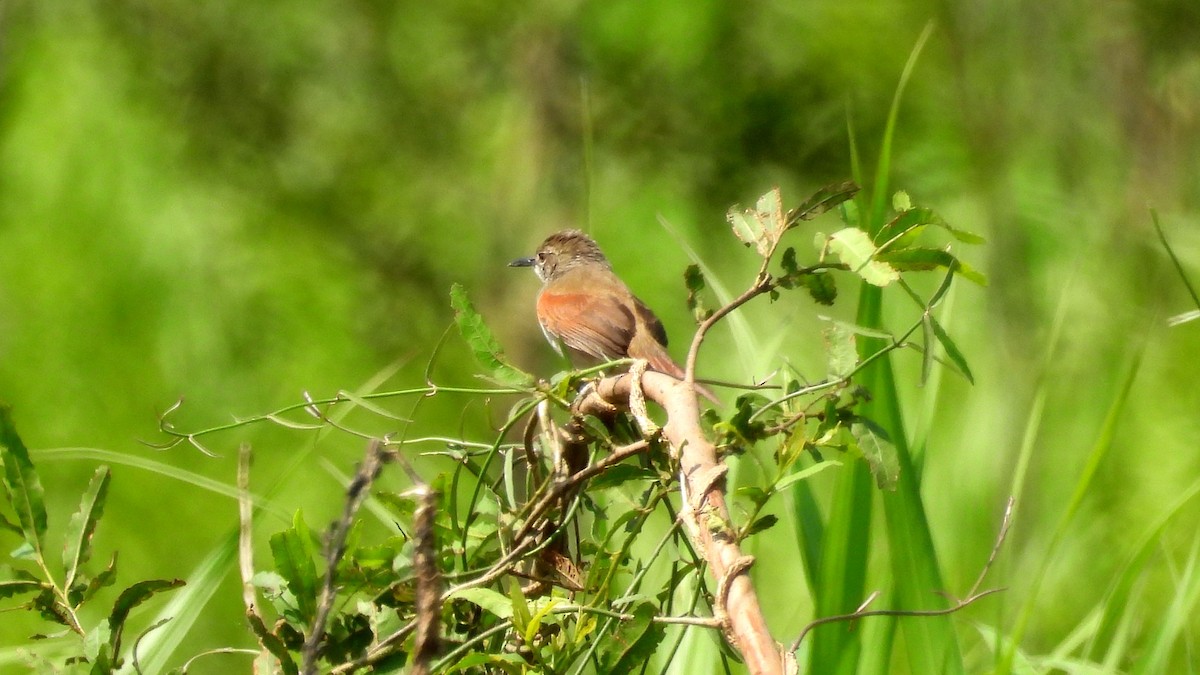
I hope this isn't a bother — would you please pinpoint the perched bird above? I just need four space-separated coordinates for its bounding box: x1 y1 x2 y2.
509 229 717 403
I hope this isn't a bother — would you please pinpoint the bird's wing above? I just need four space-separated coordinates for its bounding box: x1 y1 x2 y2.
536 290 635 361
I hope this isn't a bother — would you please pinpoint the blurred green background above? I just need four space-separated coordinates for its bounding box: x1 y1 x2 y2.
1 0 1199 672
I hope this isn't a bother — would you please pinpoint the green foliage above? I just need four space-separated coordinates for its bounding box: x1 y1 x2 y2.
0 408 184 673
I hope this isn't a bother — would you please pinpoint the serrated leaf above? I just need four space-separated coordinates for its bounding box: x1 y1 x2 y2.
108 578 185 656
789 181 860 223
826 228 899 287
851 421 899 490
728 187 785 256
0 406 47 556
450 283 534 388
269 510 320 623
63 466 111 593
0 578 43 600
875 247 987 286
447 586 512 619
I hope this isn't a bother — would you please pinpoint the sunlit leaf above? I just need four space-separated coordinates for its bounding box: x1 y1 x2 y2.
826 228 899 287
63 465 111 593
774 460 842 490
728 187 785 256
450 283 534 388
447 586 512 619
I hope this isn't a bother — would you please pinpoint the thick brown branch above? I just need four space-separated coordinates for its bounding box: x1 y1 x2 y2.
576 371 788 675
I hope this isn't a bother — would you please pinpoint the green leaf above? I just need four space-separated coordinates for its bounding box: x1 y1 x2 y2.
800 271 837 305
108 578 185 655
851 420 899 490
63 466 111 593
823 323 858 379
684 264 711 321
269 510 320 623
826 228 899 287
891 191 912 212
247 611 299 675
742 514 779 538
0 577 44 600
789 181 860 224
589 464 656 491
875 247 987 286
598 601 665 672
927 315 974 384
450 283 534 388
775 460 843 491
447 586 513 619
0 406 47 557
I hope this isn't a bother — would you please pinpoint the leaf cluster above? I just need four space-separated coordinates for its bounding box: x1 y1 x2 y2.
0 406 184 673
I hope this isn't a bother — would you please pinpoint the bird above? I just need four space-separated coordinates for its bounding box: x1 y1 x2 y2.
509 229 718 404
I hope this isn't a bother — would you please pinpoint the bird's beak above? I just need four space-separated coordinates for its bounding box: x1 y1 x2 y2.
509 257 535 268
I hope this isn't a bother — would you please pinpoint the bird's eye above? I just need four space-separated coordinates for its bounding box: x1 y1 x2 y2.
536 252 546 262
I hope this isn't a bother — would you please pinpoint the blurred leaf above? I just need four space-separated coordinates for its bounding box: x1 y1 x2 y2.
247 611 299 675
444 652 526 674
927 315 974 384
892 191 912 212
269 510 320 623
63 465 111 594
800 271 837 306
0 577 43 600
684 264 711 321
447 587 512 619
598 601 665 673
79 553 118 606
0 406 47 555
590 464 656 491
823 323 858 379
742 514 779 539
851 421 899 491
775 460 843 491
879 207 985 248
450 283 533 388
789 181 860 224
728 187 785 256
826 228 899 287
875 248 987 286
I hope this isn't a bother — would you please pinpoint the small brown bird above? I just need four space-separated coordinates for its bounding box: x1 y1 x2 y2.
510 229 717 403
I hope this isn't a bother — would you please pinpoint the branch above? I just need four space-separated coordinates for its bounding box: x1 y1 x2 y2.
576 371 789 675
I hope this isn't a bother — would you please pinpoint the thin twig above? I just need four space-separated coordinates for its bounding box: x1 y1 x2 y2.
302 440 390 674
789 495 1016 652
